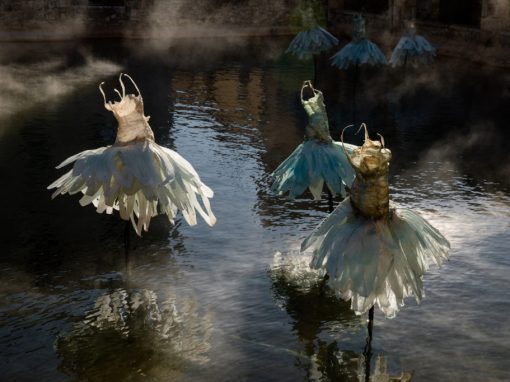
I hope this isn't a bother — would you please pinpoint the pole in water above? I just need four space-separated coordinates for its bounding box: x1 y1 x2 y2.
326 188 334 213
352 64 359 124
367 306 374 340
363 306 375 382
124 220 131 285
313 55 317 86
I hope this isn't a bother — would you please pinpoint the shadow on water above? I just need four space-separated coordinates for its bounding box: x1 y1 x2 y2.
269 252 412 381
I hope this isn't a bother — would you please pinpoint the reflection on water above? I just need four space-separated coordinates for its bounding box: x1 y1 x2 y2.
0 38 509 381
270 251 360 346
309 351 412 382
55 288 212 381
270 253 412 381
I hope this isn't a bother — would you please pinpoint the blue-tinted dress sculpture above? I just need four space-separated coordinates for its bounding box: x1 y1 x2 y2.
301 125 450 317
48 74 216 236
271 81 356 200
331 14 387 69
390 21 436 67
286 1 338 60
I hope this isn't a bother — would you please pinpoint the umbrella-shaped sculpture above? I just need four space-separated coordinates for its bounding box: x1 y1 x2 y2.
301 124 450 367
48 74 216 245
271 81 356 212
287 0 338 85
390 20 436 68
331 14 387 123
331 14 387 70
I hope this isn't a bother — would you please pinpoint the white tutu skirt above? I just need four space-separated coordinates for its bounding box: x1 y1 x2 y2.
301 197 450 317
48 140 216 235
389 35 436 67
271 140 356 200
287 27 339 60
331 39 387 69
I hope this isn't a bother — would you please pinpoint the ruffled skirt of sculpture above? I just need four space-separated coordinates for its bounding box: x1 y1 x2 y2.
301 198 450 317
331 39 387 69
48 140 216 235
389 35 436 67
271 140 356 200
287 27 339 60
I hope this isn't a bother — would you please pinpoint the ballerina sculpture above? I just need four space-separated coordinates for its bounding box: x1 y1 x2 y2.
48 74 216 236
271 81 356 210
331 14 387 70
301 124 450 318
287 0 338 84
331 14 387 123
390 20 436 68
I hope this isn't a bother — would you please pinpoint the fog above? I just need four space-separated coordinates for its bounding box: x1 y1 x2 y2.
0 50 120 128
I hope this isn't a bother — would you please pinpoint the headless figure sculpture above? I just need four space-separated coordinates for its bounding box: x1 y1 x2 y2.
301 81 333 144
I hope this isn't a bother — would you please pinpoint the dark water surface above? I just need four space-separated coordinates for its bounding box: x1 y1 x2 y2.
0 38 509 381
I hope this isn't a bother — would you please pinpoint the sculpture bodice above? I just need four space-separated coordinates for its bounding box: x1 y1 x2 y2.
352 14 367 42
301 82 332 144
405 20 417 37
346 126 391 219
100 74 155 145
300 5 317 30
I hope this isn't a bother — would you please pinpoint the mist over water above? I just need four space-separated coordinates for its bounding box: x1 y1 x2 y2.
0 38 509 381
0 45 120 140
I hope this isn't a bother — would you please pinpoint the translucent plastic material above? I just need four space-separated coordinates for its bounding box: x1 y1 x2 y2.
48 74 216 235
271 81 356 199
331 14 387 69
390 21 436 67
287 27 338 60
302 125 450 317
286 4 338 60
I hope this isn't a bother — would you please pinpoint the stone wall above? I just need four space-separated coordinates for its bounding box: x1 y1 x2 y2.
0 0 296 34
0 0 157 28
481 0 510 32
327 0 510 67
0 0 299 41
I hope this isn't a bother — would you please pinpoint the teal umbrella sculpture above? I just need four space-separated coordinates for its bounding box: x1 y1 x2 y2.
287 0 339 85
390 20 436 68
271 81 356 211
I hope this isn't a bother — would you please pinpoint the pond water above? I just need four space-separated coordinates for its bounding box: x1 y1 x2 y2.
0 37 509 381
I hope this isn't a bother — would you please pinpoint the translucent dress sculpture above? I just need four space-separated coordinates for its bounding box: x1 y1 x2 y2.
271 81 356 200
390 21 436 67
287 2 338 60
331 14 387 69
301 125 450 317
48 74 216 236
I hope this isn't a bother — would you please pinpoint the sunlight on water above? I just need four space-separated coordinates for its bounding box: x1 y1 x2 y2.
0 39 509 381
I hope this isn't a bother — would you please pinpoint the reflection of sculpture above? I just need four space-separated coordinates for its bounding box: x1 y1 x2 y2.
302 125 450 318
270 253 412 381
331 14 387 69
55 289 212 380
390 21 436 67
369 355 412 381
286 1 338 60
271 81 356 200
48 74 216 236
311 348 412 381
271 252 359 341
